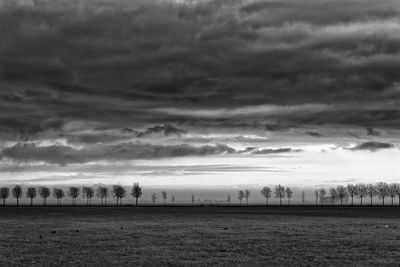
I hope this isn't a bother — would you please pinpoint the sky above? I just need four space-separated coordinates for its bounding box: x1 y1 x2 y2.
0 0 399 194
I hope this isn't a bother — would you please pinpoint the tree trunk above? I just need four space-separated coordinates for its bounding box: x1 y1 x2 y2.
279 197 282 206
30 198 33 206
340 197 343 206
135 197 138 207
351 196 353 206
3 199 5 206
391 197 394 206
360 197 363 206
16 197 19 207
370 196 373 206
382 197 385 206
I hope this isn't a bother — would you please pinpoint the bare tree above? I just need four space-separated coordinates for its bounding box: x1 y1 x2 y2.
387 184 397 206
346 184 358 206
314 190 319 204
301 191 306 206
336 185 347 205
244 189 250 205
131 183 142 206
12 185 23 206
26 187 37 206
96 186 109 206
286 187 293 205
274 185 285 206
238 190 244 205
0 187 10 206
260 186 272 206
161 191 167 205
112 185 126 206
318 188 326 205
151 193 157 204
53 188 65 206
356 184 368 205
376 182 389 206
329 187 337 205
82 186 94 206
39 187 50 206
68 187 80 206
394 184 400 206
366 184 376 206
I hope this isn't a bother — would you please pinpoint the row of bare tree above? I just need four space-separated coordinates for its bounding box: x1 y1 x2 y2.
0 183 143 206
256 183 400 206
1 182 399 206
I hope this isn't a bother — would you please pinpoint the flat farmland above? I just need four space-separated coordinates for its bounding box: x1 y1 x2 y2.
1 206 400 266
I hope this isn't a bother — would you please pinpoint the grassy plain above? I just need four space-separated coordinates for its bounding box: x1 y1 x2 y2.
1 206 400 266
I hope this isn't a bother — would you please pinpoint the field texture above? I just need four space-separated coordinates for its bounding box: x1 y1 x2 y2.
1 206 400 266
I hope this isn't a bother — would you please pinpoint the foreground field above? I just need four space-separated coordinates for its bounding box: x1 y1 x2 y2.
1 206 400 266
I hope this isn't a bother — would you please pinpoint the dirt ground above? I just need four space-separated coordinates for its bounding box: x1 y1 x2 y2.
1 206 400 266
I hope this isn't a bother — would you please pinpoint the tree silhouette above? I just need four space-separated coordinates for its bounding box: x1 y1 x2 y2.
26 187 37 206
244 189 250 205
376 182 389 206
356 184 368 205
39 187 50 206
301 191 306 206
53 188 65 206
314 190 319 204
12 185 22 206
238 190 244 205
387 184 397 206
131 183 142 206
366 184 376 206
161 191 167 205
394 184 400 206
0 187 10 206
318 188 326 205
336 185 347 205
151 193 157 204
346 184 357 206
274 185 285 206
68 187 80 206
260 186 272 206
285 187 293 205
112 185 126 206
82 187 94 206
329 187 337 205
96 186 109 206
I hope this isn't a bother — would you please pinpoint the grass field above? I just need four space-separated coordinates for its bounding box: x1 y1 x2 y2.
1 206 400 266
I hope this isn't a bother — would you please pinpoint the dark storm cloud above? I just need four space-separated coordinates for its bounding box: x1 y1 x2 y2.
1 0 400 139
0 142 236 165
349 141 394 152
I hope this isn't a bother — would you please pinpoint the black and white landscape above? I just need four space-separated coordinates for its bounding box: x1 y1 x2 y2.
0 0 400 265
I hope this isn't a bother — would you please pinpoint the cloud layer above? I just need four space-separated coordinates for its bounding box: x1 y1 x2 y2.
1 0 400 138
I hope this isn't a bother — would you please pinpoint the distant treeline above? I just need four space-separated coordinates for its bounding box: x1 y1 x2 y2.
0 182 399 206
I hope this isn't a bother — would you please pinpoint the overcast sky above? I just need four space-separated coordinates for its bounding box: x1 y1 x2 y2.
0 0 399 190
